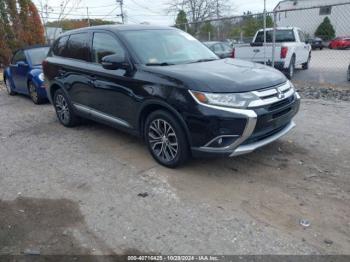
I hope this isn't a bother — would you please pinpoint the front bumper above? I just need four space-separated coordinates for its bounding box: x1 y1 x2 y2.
230 120 295 156
190 87 300 158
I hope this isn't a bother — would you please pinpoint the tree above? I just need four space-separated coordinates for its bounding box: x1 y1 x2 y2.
199 21 214 40
167 0 233 35
175 10 188 31
0 0 45 65
315 17 335 41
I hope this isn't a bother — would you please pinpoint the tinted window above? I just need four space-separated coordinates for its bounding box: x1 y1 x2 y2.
66 33 90 61
255 30 295 43
53 36 69 57
27 47 50 65
12 50 26 64
92 32 125 64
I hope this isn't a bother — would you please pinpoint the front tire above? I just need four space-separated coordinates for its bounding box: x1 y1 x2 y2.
302 54 311 70
28 81 45 104
5 78 16 96
144 110 190 168
53 89 80 127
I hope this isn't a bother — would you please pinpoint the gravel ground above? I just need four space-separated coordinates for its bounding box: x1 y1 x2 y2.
295 84 350 101
0 84 349 256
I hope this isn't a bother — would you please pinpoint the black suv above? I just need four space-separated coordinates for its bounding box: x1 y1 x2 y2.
43 25 300 168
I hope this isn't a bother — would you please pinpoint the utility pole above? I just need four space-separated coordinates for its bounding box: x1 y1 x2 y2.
263 0 267 65
116 0 125 24
86 7 90 27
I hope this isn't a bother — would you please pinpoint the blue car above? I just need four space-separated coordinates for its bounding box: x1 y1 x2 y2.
4 45 50 104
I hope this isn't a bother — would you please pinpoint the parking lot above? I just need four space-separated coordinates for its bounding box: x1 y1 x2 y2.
294 49 350 86
0 81 349 255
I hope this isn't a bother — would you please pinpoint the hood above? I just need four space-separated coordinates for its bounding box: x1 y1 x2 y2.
142 59 287 93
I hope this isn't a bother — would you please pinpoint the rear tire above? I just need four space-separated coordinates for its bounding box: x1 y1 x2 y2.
302 54 311 70
53 89 80 127
285 56 295 80
5 78 16 96
144 110 190 168
28 81 45 105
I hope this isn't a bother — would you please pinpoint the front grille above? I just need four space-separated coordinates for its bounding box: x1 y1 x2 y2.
268 95 295 112
242 123 289 145
249 82 295 108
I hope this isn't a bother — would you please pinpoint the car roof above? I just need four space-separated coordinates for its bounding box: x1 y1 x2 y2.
59 24 178 37
13 45 50 55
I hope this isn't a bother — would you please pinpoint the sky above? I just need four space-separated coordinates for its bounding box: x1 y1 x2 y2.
33 0 282 26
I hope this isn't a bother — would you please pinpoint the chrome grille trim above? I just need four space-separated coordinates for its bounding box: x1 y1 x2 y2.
249 82 295 108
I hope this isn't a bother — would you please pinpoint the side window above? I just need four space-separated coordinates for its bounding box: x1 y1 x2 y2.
66 33 90 61
53 36 69 57
92 32 125 64
213 44 223 53
12 50 26 64
298 30 305 42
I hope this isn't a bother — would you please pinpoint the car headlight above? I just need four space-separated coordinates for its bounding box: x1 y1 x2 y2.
189 90 259 109
38 73 45 82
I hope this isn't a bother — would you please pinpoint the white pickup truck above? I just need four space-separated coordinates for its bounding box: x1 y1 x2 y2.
234 27 312 79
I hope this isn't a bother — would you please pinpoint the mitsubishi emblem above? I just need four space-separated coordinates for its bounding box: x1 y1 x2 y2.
277 88 285 99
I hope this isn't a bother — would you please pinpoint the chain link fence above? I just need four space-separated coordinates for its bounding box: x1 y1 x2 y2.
180 2 350 87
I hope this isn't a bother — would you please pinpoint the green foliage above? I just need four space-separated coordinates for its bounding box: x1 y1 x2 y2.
175 10 188 31
199 21 214 40
315 17 335 41
227 12 275 39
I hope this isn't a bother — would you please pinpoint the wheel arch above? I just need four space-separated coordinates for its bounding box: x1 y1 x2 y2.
138 100 192 146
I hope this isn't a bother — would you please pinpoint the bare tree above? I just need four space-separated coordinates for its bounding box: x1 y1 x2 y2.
37 0 82 43
167 0 233 34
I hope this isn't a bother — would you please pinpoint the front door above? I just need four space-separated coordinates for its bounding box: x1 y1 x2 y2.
10 50 30 93
87 31 138 128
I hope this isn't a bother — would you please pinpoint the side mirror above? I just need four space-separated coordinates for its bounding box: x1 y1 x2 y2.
101 54 129 70
305 40 309 44
17 61 28 67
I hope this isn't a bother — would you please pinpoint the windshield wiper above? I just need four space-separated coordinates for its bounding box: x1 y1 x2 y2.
146 62 174 66
187 58 218 64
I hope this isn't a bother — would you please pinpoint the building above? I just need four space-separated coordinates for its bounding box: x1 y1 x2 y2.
274 0 350 37
45 27 63 44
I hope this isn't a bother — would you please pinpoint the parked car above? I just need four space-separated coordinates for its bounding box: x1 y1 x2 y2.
3 45 49 104
310 37 324 50
234 27 312 79
329 37 350 49
203 41 234 58
43 25 300 168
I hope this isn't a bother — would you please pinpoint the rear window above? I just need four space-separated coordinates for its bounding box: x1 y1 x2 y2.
255 30 295 43
27 47 49 65
52 36 69 57
66 33 90 61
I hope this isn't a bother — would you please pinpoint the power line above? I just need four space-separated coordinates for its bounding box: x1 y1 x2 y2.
116 0 125 24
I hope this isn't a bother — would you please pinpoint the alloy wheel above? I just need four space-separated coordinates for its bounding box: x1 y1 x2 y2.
55 94 70 125
29 83 38 103
148 119 179 163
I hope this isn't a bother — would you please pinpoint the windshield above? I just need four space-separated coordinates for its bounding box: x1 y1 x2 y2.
255 30 295 43
120 29 218 65
27 47 49 65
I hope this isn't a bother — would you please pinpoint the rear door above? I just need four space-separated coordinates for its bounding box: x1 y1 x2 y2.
58 32 93 107
10 50 30 93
